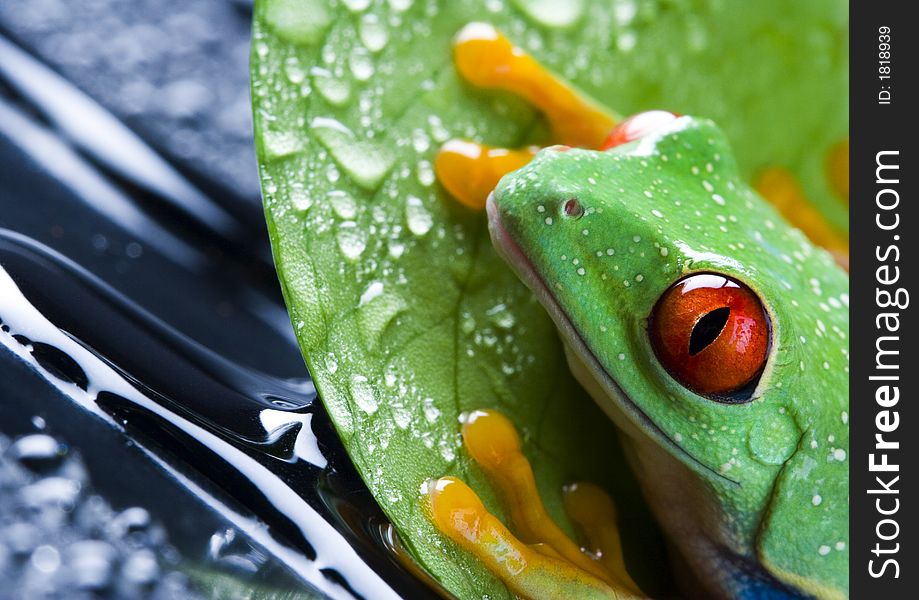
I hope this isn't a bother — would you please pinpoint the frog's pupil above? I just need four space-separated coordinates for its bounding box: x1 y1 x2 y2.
688 307 730 356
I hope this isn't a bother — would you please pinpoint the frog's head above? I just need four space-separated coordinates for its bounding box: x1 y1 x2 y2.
488 115 848 599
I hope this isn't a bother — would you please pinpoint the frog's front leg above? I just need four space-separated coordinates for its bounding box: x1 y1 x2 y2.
453 23 617 149
425 409 644 599
435 23 618 210
426 477 633 600
436 141 538 210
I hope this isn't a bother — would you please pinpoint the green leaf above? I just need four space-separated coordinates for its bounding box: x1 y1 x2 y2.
250 1 846 597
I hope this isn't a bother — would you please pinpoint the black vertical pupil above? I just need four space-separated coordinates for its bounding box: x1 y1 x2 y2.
688 307 730 356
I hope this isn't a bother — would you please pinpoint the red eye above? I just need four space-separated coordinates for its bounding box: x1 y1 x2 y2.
649 274 770 400
601 110 680 150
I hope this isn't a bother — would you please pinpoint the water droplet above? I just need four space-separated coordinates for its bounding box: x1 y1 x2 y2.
359 281 384 306
262 130 304 161
486 303 515 330
341 0 371 12
393 406 411 430
122 550 159 586
287 183 313 212
31 545 61 574
461 315 476 335
440 442 456 462
423 398 441 423
412 129 431 153
388 240 405 259
264 0 331 46
326 163 340 183
349 375 378 414
9 434 67 472
748 412 799 465
310 68 351 107
617 30 637 52
416 160 435 187
388 0 414 12
427 115 450 143
614 0 637 25
358 287 407 350
405 195 433 236
328 190 358 219
359 14 389 53
512 0 585 28
283 57 306 84
311 117 393 190
336 221 367 260
68 540 117 590
349 47 375 81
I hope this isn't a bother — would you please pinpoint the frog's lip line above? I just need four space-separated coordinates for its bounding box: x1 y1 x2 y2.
485 194 740 488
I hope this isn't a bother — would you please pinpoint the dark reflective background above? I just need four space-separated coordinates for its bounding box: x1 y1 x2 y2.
0 2 433 598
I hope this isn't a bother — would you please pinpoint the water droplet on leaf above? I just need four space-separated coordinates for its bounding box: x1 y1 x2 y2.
264 0 331 46
311 117 394 190
359 14 389 52
349 375 378 414
310 68 351 106
336 221 367 260
512 0 585 28
404 195 433 236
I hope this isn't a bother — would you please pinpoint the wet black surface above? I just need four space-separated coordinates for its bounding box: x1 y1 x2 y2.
0 2 435 598
0 0 262 219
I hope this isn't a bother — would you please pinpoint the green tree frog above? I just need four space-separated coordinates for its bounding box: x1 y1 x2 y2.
486 113 849 599
427 24 849 600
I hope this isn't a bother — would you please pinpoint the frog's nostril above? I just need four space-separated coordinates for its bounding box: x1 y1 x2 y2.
562 198 583 218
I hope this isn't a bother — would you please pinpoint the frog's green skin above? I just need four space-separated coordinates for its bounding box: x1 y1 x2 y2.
488 116 849 600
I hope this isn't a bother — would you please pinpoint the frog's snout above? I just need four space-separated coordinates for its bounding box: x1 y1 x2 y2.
485 191 506 256
485 190 523 272
485 190 499 224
